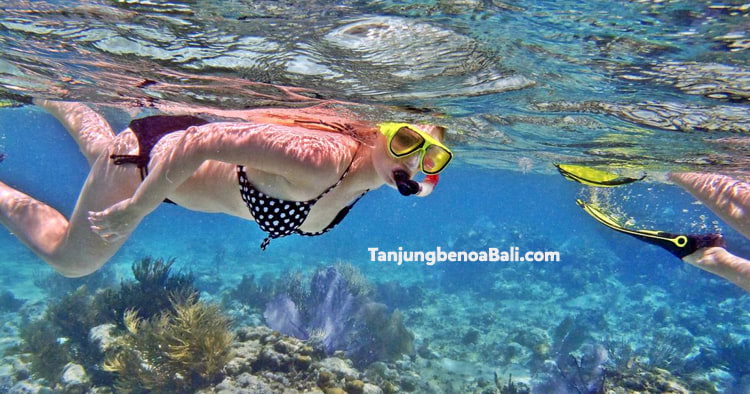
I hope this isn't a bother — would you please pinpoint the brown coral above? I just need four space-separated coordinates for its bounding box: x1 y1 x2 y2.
103 295 233 393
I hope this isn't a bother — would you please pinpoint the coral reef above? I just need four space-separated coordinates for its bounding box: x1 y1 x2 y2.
199 325 388 394
264 265 415 367
605 363 711 394
8 256 198 390
8 287 107 385
103 295 233 393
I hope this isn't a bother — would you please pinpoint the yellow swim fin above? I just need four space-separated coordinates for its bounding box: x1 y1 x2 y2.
0 89 32 108
0 99 25 109
576 199 724 258
555 164 645 187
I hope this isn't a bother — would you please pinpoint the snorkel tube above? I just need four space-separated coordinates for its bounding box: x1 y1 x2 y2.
393 170 439 197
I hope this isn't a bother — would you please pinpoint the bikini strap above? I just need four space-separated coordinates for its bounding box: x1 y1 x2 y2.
310 144 361 204
298 189 370 237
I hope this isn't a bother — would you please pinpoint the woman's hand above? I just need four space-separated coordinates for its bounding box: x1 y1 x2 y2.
88 199 143 242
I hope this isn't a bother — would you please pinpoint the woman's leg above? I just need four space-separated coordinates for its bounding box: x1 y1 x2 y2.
34 99 115 166
683 247 750 292
1 100 142 277
669 172 750 239
0 149 141 277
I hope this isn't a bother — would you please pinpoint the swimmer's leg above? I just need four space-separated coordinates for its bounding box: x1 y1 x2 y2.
34 99 115 166
683 247 750 292
0 152 139 277
669 172 750 240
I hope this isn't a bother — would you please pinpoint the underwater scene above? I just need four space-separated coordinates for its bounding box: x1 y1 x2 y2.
1 0 750 393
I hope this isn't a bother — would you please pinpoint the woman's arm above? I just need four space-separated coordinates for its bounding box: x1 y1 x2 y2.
89 122 355 241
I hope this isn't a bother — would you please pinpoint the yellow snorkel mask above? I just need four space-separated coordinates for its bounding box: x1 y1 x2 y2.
378 122 452 197
378 122 453 175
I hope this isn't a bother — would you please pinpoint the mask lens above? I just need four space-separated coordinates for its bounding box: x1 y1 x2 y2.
423 145 452 174
390 127 424 156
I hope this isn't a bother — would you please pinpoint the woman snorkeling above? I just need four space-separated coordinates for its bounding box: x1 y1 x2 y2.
0 100 452 277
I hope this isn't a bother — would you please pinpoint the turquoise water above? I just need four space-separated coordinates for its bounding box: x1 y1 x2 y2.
1 1 750 393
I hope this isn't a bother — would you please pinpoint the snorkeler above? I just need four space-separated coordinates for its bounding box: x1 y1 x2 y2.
0 100 452 277
571 167 750 292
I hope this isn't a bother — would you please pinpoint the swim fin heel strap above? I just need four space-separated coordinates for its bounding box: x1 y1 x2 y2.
576 199 725 259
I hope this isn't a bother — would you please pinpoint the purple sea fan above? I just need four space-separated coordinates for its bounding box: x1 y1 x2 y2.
263 294 307 339
306 266 360 353
264 267 362 353
532 343 609 394
263 265 415 366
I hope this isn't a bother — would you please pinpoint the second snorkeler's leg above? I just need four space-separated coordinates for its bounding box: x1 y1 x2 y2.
0 181 68 260
669 172 750 240
0 150 140 277
34 99 115 166
683 247 750 292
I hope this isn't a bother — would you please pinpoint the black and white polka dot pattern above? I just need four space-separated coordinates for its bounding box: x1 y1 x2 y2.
237 145 367 250
238 167 312 247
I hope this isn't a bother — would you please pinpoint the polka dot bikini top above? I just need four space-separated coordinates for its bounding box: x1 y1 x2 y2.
237 146 368 250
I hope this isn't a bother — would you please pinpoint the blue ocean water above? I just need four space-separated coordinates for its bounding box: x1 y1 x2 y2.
0 1 749 393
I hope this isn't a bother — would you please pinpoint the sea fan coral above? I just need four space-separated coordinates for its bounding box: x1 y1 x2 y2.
264 265 414 367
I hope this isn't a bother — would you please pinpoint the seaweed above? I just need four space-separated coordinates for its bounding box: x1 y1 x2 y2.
93 257 196 327
532 343 608 394
9 287 112 385
333 262 373 298
552 315 589 359
276 269 311 313
496 373 530 394
224 270 305 312
556 347 608 394
375 280 425 310
712 335 750 378
13 256 197 388
225 273 268 310
45 287 110 371
15 319 71 382
349 303 415 366
0 289 24 312
640 329 692 372
103 295 233 393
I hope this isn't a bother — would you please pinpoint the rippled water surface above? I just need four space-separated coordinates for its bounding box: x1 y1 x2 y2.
2 0 749 173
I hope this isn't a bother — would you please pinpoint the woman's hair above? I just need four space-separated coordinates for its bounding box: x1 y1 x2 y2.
241 106 447 146
242 106 379 145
